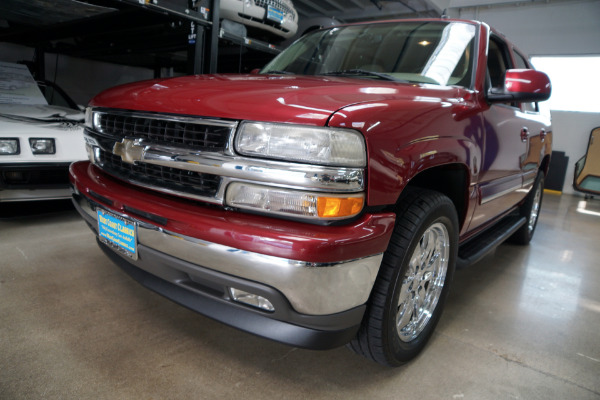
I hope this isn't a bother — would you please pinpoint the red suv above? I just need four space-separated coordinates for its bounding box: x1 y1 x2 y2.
70 19 551 366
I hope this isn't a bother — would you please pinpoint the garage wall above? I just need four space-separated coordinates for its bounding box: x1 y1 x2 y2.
549 112 600 195
44 53 154 106
0 42 154 105
449 0 600 56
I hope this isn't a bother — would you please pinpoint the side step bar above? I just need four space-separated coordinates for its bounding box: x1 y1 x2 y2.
457 215 526 269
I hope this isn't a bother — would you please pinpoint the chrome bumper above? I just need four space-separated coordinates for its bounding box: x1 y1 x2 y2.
74 193 383 316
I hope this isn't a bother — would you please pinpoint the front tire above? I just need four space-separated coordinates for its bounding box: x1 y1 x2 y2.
348 188 458 366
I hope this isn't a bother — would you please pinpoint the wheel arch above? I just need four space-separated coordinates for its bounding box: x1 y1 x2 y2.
400 163 471 232
540 153 551 176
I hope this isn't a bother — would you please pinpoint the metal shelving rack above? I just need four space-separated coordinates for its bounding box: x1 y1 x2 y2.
122 0 281 74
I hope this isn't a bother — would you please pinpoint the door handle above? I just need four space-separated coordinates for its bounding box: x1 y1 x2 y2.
540 129 547 143
520 127 529 142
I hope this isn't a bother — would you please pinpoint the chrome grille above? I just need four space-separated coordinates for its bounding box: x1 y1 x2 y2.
96 112 231 151
97 149 221 198
254 0 296 20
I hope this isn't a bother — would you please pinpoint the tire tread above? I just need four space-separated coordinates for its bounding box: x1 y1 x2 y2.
348 187 457 366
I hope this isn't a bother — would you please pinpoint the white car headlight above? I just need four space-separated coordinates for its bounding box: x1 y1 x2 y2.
235 122 366 167
29 138 56 154
0 138 20 155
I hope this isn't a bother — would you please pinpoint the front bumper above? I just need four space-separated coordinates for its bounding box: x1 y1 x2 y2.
220 0 297 39
0 162 72 202
70 161 395 348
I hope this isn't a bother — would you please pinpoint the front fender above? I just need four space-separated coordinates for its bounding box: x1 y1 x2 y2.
328 99 483 206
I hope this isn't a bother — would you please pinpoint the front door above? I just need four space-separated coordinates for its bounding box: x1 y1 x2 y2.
469 36 529 231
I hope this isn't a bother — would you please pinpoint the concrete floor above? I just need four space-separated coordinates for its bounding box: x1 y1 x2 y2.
1 192 599 399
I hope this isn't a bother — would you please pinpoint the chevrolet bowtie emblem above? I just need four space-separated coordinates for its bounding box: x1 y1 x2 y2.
112 139 145 164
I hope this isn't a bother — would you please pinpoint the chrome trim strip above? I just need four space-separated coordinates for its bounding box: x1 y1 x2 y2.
93 109 239 132
88 145 223 204
481 183 523 204
522 170 537 188
77 196 383 316
522 178 536 188
142 143 364 192
86 134 364 193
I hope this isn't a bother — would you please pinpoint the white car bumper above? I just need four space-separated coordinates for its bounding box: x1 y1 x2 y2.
0 105 87 202
220 0 298 39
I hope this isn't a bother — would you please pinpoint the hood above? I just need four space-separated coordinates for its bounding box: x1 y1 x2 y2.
89 74 464 126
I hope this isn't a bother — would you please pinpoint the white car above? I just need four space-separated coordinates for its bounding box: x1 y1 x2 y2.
220 0 298 40
0 62 87 202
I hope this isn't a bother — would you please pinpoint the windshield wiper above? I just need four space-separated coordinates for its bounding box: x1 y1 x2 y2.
322 69 400 82
262 70 295 75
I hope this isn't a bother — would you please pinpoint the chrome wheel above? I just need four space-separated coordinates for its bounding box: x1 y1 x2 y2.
528 182 542 234
348 188 457 366
396 222 450 342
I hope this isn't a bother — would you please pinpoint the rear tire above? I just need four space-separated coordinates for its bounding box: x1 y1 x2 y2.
348 188 458 366
510 172 544 245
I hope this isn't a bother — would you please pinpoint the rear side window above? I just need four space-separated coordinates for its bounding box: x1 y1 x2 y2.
514 51 530 69
487 37 511 90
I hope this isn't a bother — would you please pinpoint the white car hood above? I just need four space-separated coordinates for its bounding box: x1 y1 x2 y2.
0 103 83 124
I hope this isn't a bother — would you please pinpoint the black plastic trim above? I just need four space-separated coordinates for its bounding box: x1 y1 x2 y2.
457 214 526 268
72 194 363 349
0 162 71 189
97 239 362 350
123 205 168 226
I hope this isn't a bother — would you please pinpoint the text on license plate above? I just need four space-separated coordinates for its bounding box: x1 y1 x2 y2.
267 5 284 24
97 209 137 259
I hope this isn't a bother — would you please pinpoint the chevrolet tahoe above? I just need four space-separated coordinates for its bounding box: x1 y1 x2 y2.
70 18 552 366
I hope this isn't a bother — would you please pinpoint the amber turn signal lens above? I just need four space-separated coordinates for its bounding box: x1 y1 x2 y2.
317 196 364 218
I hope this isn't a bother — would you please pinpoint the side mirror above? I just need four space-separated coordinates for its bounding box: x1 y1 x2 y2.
487 69 551 103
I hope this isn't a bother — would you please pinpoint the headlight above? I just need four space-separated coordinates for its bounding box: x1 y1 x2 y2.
86 107 103 131
0 138 20 155
84 107 93 128
226 182 364 220
235 122 366 167
29 138 56 154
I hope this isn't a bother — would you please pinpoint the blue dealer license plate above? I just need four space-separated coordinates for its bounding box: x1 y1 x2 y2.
267 5 284 24
97 209 138 260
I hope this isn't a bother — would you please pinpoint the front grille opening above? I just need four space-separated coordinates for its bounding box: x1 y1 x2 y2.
0 165 69 188
97 149 221 199
123 205 168 226
89 190 114 207
97 113 231 151
180 276 226 299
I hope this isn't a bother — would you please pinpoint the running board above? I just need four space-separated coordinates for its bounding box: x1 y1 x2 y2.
457 215 527 269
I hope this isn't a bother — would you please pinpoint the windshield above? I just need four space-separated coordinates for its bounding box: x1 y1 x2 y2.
262 21 477 87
